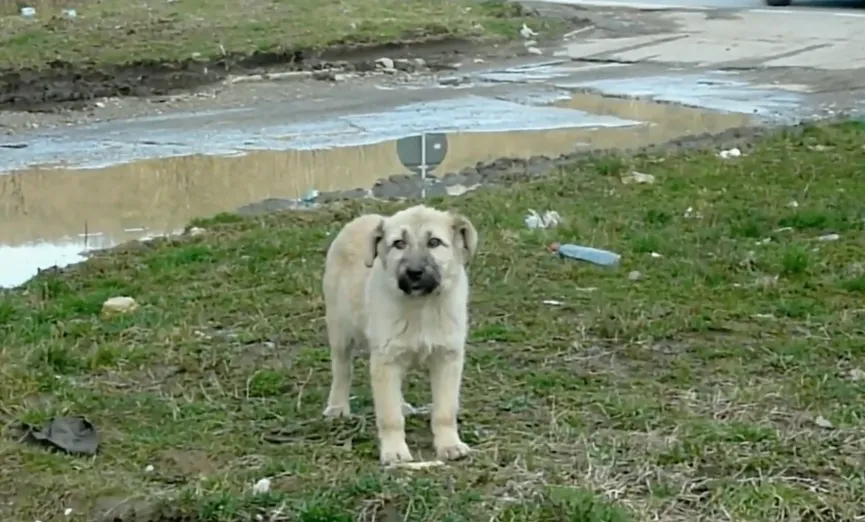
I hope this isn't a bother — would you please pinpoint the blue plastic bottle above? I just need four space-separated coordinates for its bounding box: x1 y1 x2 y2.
549 242 620 267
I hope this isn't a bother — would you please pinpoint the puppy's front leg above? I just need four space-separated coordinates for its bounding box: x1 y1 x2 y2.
370 353 413 464
429 349 470 460
323 332 352 418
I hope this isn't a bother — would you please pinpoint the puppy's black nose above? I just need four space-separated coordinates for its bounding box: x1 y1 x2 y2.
406 268 424 282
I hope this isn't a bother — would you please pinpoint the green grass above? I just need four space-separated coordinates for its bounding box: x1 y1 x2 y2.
0 0 544 70
3 121 865 521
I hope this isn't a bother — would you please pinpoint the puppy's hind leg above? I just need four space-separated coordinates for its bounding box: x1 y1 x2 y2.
429 350 470 460
323 323 353 418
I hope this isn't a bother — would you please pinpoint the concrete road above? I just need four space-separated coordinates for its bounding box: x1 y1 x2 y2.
541 0 865 11
553 7 865 70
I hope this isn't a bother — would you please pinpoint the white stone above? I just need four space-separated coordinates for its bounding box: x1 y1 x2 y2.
101 296 139 316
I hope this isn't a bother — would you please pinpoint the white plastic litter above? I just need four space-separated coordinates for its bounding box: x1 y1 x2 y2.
524 209 562 229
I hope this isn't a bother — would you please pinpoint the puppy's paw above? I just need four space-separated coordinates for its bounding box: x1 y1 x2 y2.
323 404 351 418
435 440 471 461
380 440 414 465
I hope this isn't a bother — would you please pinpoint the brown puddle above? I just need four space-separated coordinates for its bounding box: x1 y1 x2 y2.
0 92 751 286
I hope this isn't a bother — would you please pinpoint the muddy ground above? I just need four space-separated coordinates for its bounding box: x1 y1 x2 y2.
0 2 590 113
0 37 496 112
236 123 792 216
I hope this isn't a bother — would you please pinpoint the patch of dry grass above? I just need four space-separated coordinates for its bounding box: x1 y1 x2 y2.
0 0 542 70
2 122 865 521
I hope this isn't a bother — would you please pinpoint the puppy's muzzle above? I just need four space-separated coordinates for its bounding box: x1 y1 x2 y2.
398 265 440 296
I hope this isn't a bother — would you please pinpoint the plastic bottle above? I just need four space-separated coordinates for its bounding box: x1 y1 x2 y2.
548 242 620 267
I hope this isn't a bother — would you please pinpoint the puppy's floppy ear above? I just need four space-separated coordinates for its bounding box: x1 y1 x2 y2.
451 213 478 264
364 219 385 268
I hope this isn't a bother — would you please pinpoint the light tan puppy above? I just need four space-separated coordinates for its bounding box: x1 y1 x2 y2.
322 204 478 465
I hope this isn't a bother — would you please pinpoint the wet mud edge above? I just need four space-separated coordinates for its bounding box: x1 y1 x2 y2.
237 122 804 216
0 1 592 114
0 36 493 113
74 122 808 264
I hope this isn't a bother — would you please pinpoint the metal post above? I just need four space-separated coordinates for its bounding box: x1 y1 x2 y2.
420 132 427 199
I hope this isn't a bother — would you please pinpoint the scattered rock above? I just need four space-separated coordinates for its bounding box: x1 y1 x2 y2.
252 477 272 494
390 460 445 470
848 368 865 381
817 233 840 241
718 147 742 159
628 270 643 281
520 23 538 39
187 226 206 237
101 296 139 317
375 57 395 70
445 183 479 196
266 71 313 81
312 70 339 81
438 76 465 86
473 58 485 64
526 46 543 56
683 206 702 219
813 415 834 429
753 275 779 288
393 59 418 72
621 171 656 184
739 251 758 271
846 262 865 276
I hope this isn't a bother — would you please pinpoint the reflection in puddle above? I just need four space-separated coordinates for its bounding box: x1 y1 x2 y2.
0 232 169 288
0 92 752 287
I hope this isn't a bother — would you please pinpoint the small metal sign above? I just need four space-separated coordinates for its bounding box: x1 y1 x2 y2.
396 133 449 178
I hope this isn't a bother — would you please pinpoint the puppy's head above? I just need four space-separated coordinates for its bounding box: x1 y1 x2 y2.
364 205 477 297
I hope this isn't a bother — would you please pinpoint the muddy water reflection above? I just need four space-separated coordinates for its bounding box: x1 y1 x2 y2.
0 93 752 287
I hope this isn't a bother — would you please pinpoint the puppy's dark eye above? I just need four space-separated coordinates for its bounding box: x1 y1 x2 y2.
392 239 407 249
428 237 443 248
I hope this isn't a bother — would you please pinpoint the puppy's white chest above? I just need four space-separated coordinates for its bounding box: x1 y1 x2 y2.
370 302 463 364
